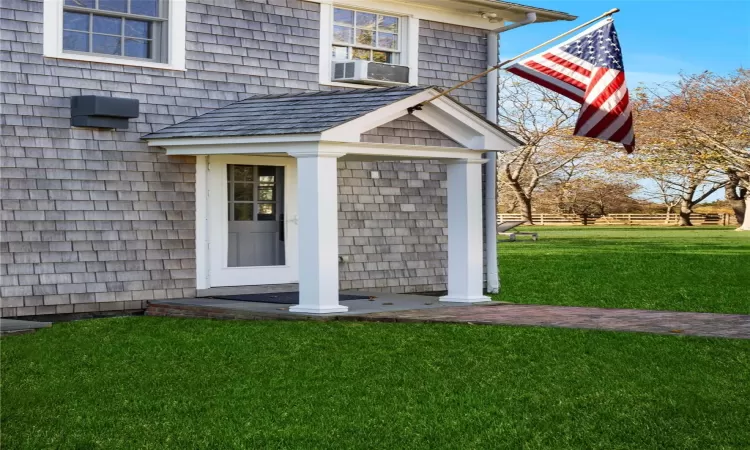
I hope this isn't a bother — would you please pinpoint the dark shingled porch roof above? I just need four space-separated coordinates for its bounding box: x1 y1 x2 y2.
142 85 523 146
142 86 429 140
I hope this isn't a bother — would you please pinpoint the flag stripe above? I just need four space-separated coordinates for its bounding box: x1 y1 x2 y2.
505 19 635 152
506 65 585 102
542 53 592 77
524 61 589 91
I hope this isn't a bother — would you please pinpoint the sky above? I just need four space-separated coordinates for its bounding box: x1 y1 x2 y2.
500 0 750 86
499 0 750 202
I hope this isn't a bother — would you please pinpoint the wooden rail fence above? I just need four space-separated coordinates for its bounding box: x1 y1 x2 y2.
497 213 738 226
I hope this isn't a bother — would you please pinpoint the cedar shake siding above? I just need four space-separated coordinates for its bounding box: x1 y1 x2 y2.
0 0 490 316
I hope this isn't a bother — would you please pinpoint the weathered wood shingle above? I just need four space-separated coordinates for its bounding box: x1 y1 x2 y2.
143 86 428 139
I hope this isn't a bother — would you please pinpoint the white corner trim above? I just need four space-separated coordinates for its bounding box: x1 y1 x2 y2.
43 0 187 71
195 155 210 290
318 3 334 86
406 16 420 86
318 3 419 86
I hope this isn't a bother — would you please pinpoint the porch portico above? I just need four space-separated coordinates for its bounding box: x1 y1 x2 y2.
144 87 521 313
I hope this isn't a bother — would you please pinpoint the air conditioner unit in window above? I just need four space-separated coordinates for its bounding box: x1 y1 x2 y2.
331 60 410 86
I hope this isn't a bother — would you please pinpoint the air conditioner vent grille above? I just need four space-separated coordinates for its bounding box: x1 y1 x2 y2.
331 60 409 86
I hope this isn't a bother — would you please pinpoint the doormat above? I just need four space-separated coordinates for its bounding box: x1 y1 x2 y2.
210 292 371 304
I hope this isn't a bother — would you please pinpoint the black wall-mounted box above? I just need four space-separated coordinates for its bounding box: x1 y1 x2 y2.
70 96 139 130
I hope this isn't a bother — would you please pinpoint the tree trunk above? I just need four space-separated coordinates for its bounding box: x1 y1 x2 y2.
518 195 533 225
726 169 747 226
678 204 693 226
508 181 534 225
738 195 750 231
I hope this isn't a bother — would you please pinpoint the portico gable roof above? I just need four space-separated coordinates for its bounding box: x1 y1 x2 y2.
143 86 523 154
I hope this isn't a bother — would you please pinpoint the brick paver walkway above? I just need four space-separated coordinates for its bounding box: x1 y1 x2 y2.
350 304 750 339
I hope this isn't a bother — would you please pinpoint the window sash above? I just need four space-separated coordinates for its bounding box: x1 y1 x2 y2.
331 7 401 63
62 0 167 62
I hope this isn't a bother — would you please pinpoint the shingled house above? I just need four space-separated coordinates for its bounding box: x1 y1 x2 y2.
0 0 573 316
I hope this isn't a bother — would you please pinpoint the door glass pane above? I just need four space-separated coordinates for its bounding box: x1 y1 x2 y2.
233 203 252 221
233 165 254 182
257 204 275 221
234 183 253 201
258 186 275 201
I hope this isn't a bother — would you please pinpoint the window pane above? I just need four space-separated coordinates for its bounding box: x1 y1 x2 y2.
232 165 254 182
356 29 374 46
93 15 122 35
356 12 376 29
65 0 95 7
332 46 349 60
258 186 275 201
234 204 253 221
257 204 275 220
233 183 253 201
333 8 354 26
130 0 159 17
352 48 370 60
63 30 89 52
63 12 89 31
258 166 276 183
333 25 353 44
125 38 150 58
372 51 393 63
99 0 127 12
377 32 398 50
125 19 150 38
92 34 122 55
379 15 399 33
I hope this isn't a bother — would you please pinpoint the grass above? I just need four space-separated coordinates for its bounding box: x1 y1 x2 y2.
494 227 750 314
2 317 750 449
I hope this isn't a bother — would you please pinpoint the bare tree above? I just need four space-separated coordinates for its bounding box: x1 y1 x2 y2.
641 70 750 230
496 76 600 224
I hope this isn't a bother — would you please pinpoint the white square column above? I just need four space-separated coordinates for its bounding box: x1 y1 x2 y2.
440 159 491 303
289 151 348 314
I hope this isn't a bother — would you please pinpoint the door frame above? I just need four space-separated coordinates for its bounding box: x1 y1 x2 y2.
195 154 299 289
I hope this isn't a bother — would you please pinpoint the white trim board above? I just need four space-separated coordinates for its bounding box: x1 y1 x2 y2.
312 0 559 29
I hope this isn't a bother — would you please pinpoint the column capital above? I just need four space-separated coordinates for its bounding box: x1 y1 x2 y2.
445 158 487 165
288 151 346 159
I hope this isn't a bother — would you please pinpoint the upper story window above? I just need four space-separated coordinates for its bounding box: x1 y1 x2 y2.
44 0 186 70
332 7 400 64
62 0 166 62
318 4 419 87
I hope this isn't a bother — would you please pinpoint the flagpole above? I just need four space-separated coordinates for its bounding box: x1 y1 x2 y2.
409 8 620 111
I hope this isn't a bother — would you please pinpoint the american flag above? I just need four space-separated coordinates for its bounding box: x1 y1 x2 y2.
507 20 635 152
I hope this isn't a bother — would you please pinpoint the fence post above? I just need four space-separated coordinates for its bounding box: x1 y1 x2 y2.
540 214 545 226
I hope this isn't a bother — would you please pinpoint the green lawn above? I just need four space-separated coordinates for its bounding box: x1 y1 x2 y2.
2 317 750 449
494 227 750 314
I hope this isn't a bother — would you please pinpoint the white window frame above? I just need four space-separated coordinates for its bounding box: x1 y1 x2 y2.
43 0 186 71
319 3 419 88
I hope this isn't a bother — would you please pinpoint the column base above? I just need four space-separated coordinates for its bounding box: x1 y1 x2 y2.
289 304 349 314
439 295 492 304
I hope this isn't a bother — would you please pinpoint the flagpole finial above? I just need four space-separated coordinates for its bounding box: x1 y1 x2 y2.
606 8 620 16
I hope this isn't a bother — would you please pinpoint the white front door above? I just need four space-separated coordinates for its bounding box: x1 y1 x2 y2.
203 155 298 288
